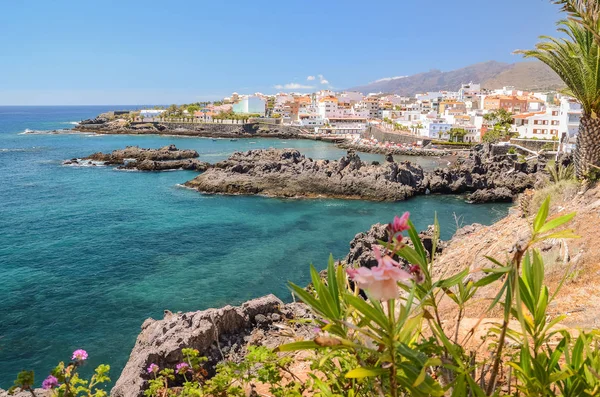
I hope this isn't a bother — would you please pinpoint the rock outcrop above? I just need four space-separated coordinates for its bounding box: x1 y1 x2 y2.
75 118 302 139
423 143 543 199
344 223 446 269
338 141 452 157
63 145 210 171
112 295 313 397
185 148 425 201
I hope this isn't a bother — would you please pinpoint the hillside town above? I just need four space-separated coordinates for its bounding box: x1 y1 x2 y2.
137 83 581 150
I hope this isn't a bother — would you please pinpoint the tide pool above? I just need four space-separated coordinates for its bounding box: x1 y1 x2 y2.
0 107 509 386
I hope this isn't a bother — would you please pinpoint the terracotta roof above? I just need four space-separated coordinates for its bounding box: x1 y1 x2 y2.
512 111 546 119
319 96 338 103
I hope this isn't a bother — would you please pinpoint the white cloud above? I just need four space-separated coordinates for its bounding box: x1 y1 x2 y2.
274 83 314 90
320 79 329 85
307 75 315 81
371 76 407 83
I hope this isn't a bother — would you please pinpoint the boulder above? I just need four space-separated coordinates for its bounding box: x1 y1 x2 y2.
467 187 514 203
111 295 284 397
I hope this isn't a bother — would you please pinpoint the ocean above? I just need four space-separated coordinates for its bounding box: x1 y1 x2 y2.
0 106 509 387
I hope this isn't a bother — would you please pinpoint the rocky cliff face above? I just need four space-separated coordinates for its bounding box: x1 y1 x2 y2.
63 145 211 172
112 295 313 397
184 148 425 201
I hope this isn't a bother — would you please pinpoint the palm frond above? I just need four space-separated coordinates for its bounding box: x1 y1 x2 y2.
515 19 600 115
553 0 600 44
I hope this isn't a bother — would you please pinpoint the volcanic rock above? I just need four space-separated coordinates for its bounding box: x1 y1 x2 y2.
185 148 425 201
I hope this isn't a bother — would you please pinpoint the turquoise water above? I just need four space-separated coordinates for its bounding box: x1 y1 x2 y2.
0 106 510 387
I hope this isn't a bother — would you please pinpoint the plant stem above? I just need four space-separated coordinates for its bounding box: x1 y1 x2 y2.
486 247 525 395
387 299 398 397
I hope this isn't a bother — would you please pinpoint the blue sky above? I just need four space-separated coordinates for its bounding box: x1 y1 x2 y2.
0 0 562 105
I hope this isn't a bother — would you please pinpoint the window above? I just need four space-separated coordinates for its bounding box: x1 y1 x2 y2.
552 111 558 116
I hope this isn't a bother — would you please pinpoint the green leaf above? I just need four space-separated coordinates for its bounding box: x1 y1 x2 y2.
408 219 428 264
539 229 580 240
345 294 389 331
473 272 505 287
326 255 340 314
534 196 550 233
413 358 442 387
538 212 576 234
274 341 321 352
345 367 387 378
398 245 427 267
435 268 468 288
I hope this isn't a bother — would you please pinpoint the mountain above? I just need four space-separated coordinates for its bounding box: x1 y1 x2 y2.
348 61 565 95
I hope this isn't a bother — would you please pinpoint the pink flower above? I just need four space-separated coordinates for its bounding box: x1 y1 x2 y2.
42 375 58 390
347 246 413 301
147 363 159 374
175 362 190 374
390 212 410 234
71 349 88 361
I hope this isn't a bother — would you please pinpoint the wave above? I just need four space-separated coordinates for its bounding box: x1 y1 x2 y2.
19 128 88 135
62 159 107 167
0 147 46 153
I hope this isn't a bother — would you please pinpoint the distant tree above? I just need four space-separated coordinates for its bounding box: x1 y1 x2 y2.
483 108 513 127
187 105 201 115
482 123 516 143
449 127 468 142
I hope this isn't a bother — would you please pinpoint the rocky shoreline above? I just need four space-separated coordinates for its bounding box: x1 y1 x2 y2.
74 117 302 139
184 144 543 203
337 140 454 157
63 145 211 172
185 148 424 201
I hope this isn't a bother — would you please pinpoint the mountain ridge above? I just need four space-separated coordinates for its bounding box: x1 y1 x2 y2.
348 61 564 95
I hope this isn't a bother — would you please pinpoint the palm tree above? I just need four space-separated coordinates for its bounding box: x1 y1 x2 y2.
516 16 600 178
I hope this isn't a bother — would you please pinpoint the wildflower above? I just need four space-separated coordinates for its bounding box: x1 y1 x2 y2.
390 212 410 234
147 363 159 374
41 375 58 390
347 246 413 301
71 349 88 361
175 362 190 374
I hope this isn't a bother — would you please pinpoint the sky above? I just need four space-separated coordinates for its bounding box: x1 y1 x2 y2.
0 0 563 105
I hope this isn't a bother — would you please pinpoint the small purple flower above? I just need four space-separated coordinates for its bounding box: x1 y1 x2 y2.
147 363 159 374
72 349 88 361
175 362 190 374
42 375 58 390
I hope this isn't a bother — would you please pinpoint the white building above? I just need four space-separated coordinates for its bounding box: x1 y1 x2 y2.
559 96 582 137
232 95 267 115
422 119 453 139
318 96 340 118
512 107 561 140
140 109 166 118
